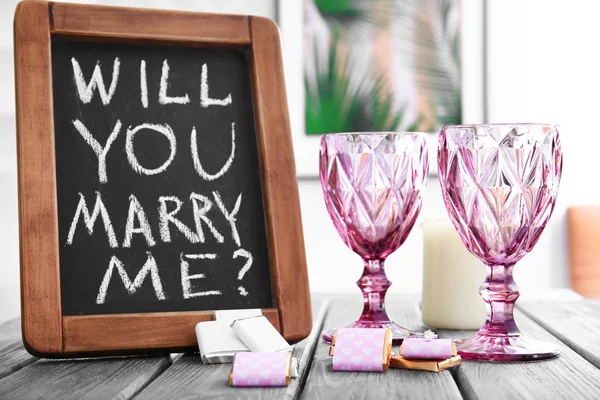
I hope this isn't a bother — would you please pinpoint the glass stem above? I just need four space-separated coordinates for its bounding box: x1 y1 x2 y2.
356 258 392 323
480 263 520 336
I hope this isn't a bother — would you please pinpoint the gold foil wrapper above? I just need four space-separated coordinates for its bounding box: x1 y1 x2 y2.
382 328 392 371
389 355 462 372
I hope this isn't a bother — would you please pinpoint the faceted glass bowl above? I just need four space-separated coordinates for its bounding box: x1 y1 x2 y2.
438 123 563 361
319 132 429 343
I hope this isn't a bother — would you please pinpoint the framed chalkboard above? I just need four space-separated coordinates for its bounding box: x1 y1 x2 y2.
14 1 311 357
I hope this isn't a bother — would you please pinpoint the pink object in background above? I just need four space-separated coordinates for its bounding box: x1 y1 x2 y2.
229 352 292 387
401 338 454 360
438 123 563 361
331 328 391 372
319 132 429 343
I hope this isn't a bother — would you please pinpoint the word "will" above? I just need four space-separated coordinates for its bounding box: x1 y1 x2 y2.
71 58 230 108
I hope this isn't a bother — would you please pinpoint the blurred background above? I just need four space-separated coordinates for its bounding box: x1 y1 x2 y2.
0 0 596 320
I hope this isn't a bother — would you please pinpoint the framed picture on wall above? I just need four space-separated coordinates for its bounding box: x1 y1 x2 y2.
278 0 485 177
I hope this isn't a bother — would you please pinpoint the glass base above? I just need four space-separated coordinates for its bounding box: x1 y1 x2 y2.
455 333 561 361
321 321 422 344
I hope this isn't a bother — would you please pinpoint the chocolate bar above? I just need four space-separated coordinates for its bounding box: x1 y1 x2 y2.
329 328 392 372
229 352 293 387
231 315 292 353
195 321 249 364
400 338 457 360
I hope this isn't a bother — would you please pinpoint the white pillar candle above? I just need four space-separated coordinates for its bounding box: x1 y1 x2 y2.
421 218 487 330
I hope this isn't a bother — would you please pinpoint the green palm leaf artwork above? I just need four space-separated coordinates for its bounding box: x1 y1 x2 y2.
367 76 406 131
313 0 361 15
304 0 462 135
305 30 364 134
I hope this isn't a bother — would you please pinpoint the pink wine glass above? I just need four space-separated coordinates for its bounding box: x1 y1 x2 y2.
319 132 429 343
438 123 563 361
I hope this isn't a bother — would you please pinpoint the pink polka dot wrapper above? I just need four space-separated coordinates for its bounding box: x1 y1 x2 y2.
401 338 456 360
229 352 292 387
330 328 392 372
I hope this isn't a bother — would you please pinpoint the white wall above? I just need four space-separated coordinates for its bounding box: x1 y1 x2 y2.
484 0 600 291
0 0 596 314
0 0 19 297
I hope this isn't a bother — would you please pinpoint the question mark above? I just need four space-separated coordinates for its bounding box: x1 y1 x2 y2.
233 248 253 296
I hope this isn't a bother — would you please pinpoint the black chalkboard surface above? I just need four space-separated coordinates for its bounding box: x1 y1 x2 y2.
52 38 273 315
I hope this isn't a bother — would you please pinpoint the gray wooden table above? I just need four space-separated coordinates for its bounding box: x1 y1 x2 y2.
0 295 599 399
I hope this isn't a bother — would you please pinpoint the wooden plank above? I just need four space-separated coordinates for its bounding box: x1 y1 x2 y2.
14 0 63 356
63 309 279 354
519 300 600 369
285 299 330 399
51 2 251 46
134 299 327 400
438 308 600 399
0 319 37 379
249 15 312 342
0 355 171 400
300 296 462 400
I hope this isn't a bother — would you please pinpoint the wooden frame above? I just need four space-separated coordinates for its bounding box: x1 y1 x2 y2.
14 0 311 357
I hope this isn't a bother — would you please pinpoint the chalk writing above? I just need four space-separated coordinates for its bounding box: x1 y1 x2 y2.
180 253 222 299
72 119 121 183
140 60 148 108
67 191 118 248
126 123 177 176
200 63 232 107
191 123 236 181
159 60 190 105
71 57 120 105
96 252 165 304
60 52 265 310
123 194 156 248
